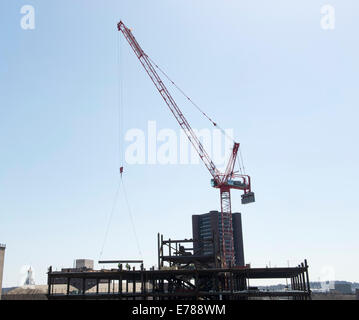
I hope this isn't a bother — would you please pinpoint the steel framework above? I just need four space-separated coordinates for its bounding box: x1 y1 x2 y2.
47 260 311 300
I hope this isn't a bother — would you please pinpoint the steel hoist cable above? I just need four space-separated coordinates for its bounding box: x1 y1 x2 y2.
147 56 235 142
121 176 143 259
147 55 247 175
99 179 121 260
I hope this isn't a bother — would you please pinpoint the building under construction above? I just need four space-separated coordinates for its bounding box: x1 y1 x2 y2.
47 234 311 300
47 208 312 300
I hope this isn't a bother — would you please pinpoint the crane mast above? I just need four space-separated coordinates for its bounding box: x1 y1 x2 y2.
118 21 255 267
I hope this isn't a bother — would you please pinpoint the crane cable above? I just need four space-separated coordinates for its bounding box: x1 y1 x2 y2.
98 33 123 261
118 32 142 258
118 33 124 169
99 34 143 261
147 55 235 143
239 147 246 175
98 177 143 260
147 55 247 175
99 179 121 260
121 177 143 258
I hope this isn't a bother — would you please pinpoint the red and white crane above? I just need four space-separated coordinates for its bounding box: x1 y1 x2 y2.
118 21 255 267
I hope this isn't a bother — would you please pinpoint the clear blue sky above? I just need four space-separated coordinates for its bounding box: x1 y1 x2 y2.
1 0 358 287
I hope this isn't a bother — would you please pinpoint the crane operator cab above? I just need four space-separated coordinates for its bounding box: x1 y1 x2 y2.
211 178 248 189
211 179 255 204
227 179 247 188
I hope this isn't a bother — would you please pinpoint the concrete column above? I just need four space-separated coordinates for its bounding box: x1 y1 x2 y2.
0 244 6 300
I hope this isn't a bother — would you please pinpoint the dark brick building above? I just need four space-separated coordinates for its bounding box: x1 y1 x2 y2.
192 211 245 266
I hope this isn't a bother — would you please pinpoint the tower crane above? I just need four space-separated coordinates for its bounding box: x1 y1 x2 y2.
118 21 255 267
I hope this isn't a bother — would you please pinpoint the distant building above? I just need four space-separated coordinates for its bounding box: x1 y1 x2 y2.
192 211 245 266
0 244 5 300
2 285 48 300
330 282 352 295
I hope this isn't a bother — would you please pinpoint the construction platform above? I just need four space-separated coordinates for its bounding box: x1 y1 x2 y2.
47 260 311 300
